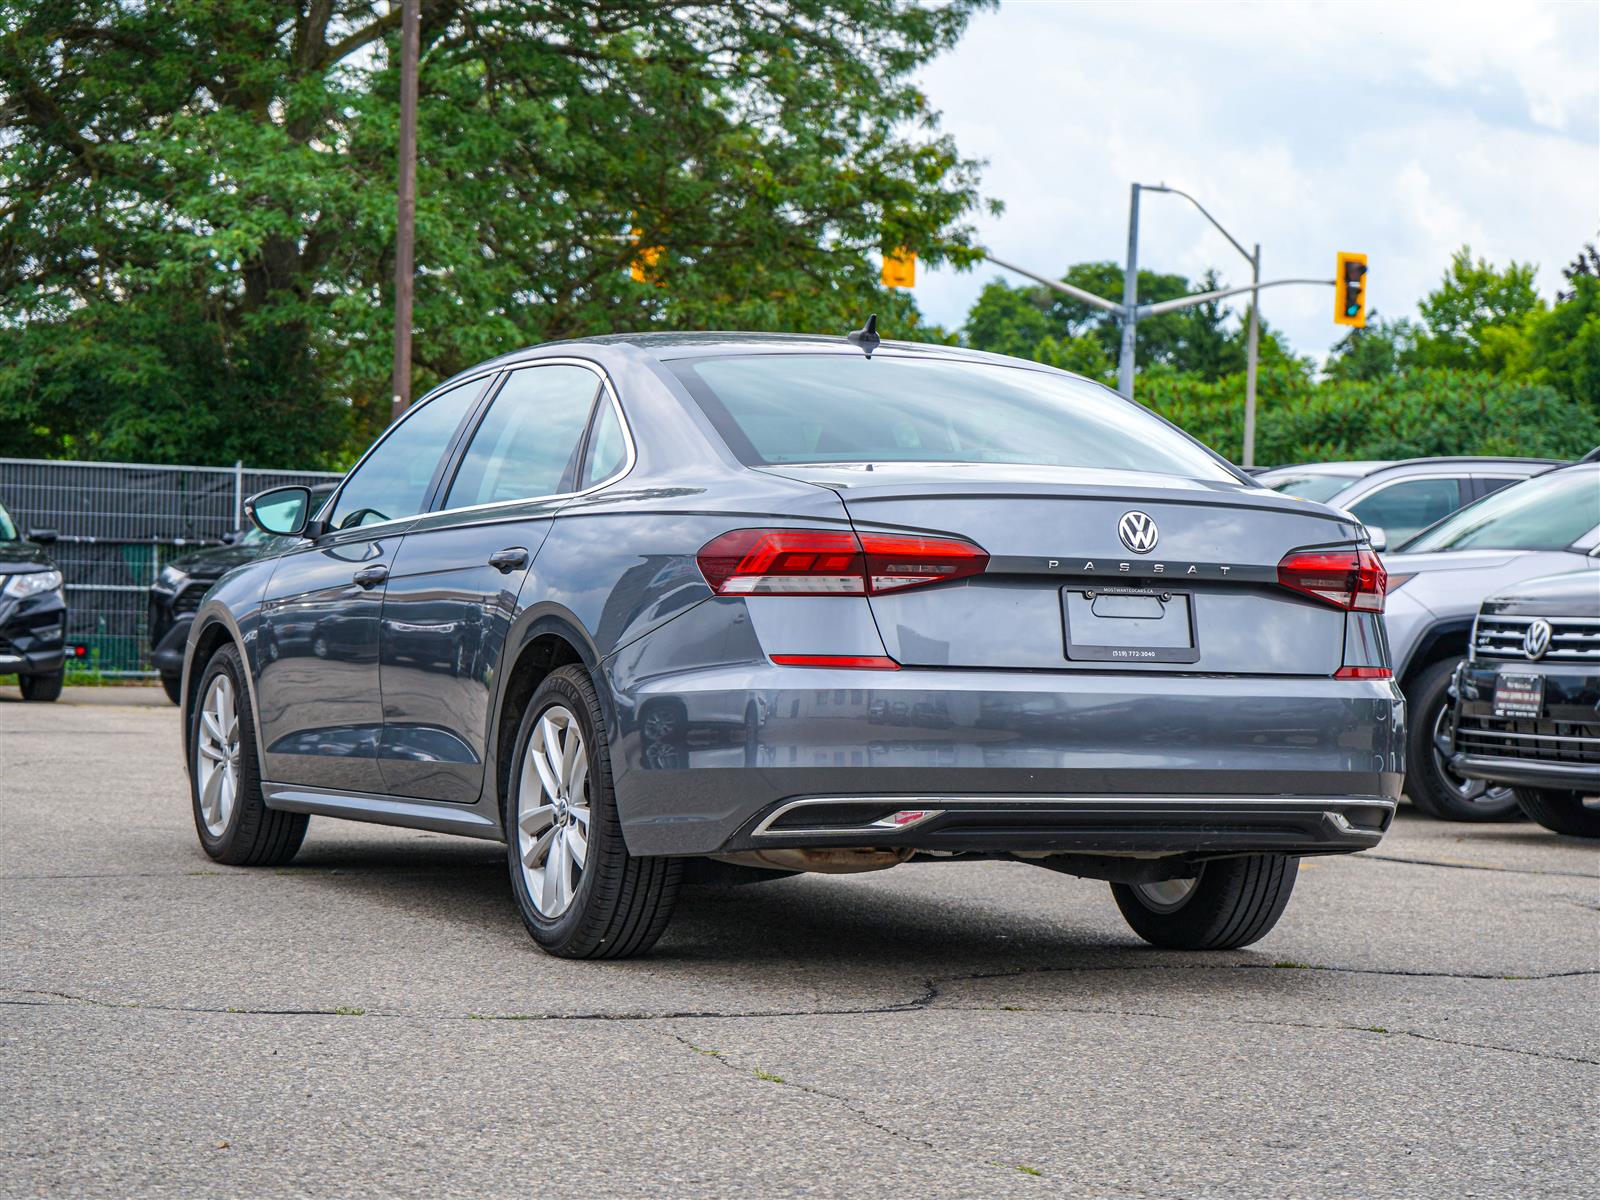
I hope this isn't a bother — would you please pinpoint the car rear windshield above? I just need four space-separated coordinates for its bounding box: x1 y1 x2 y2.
668 353 1236 480
1401 467 1600 552
1262 472 1360 503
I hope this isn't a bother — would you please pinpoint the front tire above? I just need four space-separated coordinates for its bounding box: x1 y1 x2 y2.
506 665 681 959
190 644 307 865
1514 788 1600 838
1111 855 1298 950
19 669 63 702
1404 658 1519 821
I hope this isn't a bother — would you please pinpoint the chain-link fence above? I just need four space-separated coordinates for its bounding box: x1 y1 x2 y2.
0 458 341 677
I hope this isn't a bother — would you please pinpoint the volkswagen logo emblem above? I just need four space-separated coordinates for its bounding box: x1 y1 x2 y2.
1118 510 1159 554
1523 618 1552 661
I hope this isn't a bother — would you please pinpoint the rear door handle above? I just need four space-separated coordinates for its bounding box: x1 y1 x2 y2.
488 547 529 573
353 564 389 589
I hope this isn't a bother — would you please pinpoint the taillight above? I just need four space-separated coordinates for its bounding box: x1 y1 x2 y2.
1277 547 1387 613
1334 665 1392 680
697 528 987 596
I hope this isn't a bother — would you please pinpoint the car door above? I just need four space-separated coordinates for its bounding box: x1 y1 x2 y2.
376 361 623 803
254 379 485 793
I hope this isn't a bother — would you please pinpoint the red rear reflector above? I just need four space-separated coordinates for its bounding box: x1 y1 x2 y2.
1277 548 1387 613
697 529 987 596
1334 665 1392 680
769 654 900 670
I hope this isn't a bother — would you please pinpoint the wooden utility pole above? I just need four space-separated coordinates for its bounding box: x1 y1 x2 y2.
390 0 420 420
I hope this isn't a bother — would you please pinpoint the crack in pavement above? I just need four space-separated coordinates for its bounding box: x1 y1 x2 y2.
659 1031 961 1165
1358 852 1598 880
5 962 1593 1029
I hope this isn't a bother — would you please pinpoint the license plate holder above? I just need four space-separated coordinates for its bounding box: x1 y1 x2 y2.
1063 587 1199 664
1492 671 1544 719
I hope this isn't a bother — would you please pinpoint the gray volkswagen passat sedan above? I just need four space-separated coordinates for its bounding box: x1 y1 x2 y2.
181 332 1403 958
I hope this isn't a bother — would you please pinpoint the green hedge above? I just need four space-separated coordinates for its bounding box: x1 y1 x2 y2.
1135 368 1600 465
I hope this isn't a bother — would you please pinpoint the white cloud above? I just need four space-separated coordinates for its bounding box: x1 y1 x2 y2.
912 0 1600 359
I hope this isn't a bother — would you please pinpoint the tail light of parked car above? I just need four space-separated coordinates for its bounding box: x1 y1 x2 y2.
697 529 989 597
1276 548 1387 614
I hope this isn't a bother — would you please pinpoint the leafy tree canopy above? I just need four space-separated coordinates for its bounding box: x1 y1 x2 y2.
0 0 994 466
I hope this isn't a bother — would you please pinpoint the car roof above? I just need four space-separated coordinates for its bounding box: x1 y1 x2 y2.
1260 455 1561 481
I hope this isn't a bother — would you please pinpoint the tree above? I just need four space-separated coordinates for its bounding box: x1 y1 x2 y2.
0 0 994 466
1326 314 1422 383
1408 246 1541 370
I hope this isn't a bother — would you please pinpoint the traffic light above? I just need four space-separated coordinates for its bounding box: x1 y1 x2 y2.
1335 252 1367 327
881 248 916 289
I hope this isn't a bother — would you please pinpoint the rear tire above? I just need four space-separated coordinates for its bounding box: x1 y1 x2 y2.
19 670 63 702
1514 788 1600 838
1404 658 1519 821
190 644 307 866
506 665 681 958
160 671 182 705
1111 855 1298 950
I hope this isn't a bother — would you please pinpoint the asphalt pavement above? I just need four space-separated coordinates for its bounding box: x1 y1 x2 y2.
2 686 1596 1198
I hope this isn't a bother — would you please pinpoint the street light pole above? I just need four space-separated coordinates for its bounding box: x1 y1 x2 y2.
1116 184 1141 400
390 0 420 421
1244 243 1261 468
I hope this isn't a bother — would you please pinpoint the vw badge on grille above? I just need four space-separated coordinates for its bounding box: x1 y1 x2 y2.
1118 510 1159 554
1523 618 1552 661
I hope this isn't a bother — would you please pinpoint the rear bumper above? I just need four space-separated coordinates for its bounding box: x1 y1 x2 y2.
727 792 1393 856
606 662 1405 856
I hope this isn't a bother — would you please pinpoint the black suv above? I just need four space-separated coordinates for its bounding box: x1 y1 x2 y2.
0 498 66 702
149 484 335 703
1451 571 1600 837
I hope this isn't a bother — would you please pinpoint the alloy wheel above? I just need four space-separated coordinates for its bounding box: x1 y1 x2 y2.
1431 704 1512 809
195 673 241 836
517 704 592 918
1132 874 1200 913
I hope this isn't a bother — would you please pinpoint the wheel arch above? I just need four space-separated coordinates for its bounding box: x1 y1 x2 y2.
183 609 258 772
486 606 609 827
1398 617 1474 695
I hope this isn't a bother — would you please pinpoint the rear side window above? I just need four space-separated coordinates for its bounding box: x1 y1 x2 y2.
1347 478 1461 544
582 398 628 488
445 365 600 508
328 380 481 530
669 354 1235 480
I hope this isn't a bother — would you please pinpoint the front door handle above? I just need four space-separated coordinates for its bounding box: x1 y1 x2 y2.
353 564 389 589
488 547 529 573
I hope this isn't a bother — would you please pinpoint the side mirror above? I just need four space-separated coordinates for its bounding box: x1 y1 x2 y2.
244 485 312 538
1364 525 1388 553
27 527 58 544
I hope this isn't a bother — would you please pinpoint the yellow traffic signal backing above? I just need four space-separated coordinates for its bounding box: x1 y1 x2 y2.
882 248 916 289
1335 252 1367 327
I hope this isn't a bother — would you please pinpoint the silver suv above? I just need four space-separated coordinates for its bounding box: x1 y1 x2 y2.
1257 457 1559 549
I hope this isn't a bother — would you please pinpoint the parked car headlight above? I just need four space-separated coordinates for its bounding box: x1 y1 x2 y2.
3 569 63 599
157 564 189 590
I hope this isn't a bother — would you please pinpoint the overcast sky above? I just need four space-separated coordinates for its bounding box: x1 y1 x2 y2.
913 0 1600 361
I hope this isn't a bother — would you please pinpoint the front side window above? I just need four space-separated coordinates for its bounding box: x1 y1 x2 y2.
1347 478 1461 544
445 365 601 508
328 380 481 531
669 353 1237 481
1403 468 1600 553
